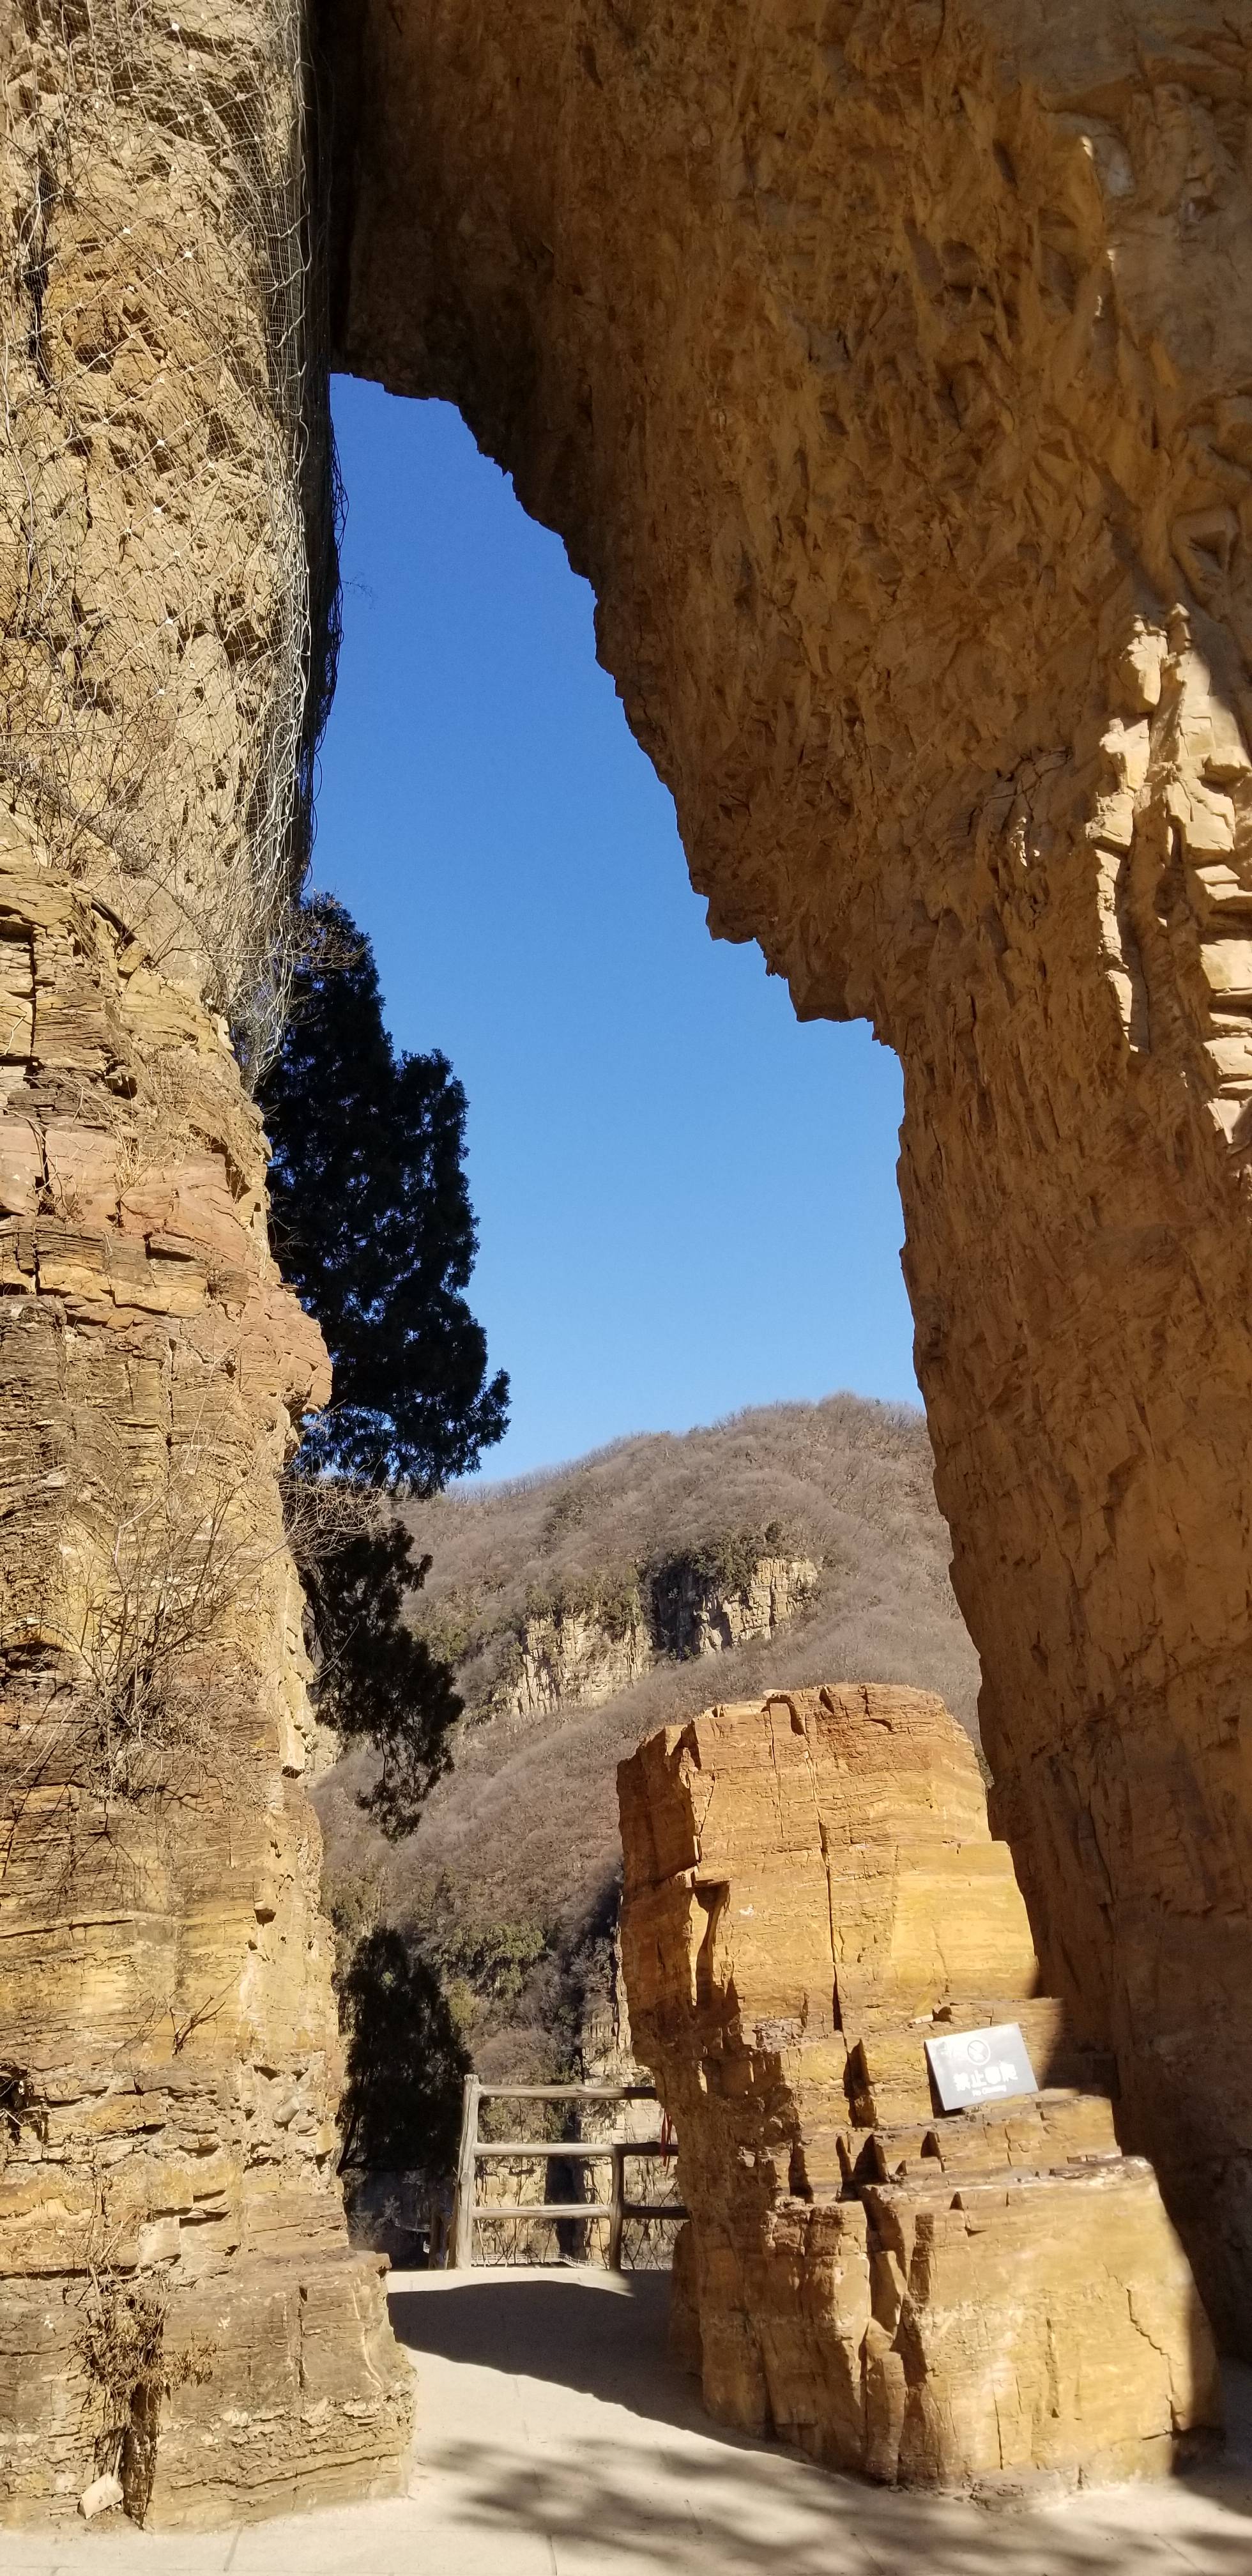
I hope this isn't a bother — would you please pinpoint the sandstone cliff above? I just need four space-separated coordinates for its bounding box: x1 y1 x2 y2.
0 0 410 2525
648 1547 820 1663
321 0 1252 2351
6 0 1252 2518
0 845 410 2524
493 1593 651 1721
494 1550 820 1722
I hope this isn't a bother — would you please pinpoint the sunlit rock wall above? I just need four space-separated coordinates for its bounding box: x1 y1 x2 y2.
323 0 1252 2349
620 1686 1221 2492
0 0 411 2527
496 1551 820 1719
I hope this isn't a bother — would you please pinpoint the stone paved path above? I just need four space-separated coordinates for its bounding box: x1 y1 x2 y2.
7 2266 1252 2573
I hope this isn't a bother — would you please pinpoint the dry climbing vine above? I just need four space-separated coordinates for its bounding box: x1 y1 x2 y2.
76 2265 213 2524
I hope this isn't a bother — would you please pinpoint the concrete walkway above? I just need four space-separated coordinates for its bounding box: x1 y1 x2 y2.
8 2266 1252 2574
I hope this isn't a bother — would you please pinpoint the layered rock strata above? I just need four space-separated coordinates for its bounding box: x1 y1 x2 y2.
619 1685 1221 2492
649 1552 820 1663
497 1600 651 1720
0 0 330 1032
0 841 411 2525
323 0 1252 2345
0 0 411 2526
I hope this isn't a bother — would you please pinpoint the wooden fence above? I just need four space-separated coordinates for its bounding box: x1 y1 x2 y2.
450 2078 685 2270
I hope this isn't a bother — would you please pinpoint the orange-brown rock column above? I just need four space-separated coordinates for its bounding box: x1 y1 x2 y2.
0 839 412 2524
0 0 413 2523
897 802 1252 2350
618 1687 1221 2492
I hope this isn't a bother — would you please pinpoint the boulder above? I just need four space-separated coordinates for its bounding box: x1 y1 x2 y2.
620 1685 1221 2492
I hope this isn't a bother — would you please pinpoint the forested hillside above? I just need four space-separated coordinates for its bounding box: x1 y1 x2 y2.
314 1393 980 2083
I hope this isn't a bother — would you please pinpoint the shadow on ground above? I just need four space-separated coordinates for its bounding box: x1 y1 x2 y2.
390 2270 1252 2576
390 2272 709 2427
406 2435 1252 2576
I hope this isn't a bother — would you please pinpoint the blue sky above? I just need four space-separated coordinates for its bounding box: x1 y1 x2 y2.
312 381 919 1481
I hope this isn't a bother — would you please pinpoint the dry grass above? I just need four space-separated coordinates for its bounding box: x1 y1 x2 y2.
75 2263 213 2526
315 1393 980 2082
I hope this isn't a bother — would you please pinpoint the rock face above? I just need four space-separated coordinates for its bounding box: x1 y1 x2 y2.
0 0 411 2528
496 1552 820 1719
0 841 411 2526
619 1686 1221 2493
650 1552 820 1661
496 1598 651 1719
321 0 1252 2350
0 0 332 1039
5 0 1252 2509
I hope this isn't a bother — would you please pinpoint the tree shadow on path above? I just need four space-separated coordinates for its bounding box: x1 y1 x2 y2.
390 2271 1252 2575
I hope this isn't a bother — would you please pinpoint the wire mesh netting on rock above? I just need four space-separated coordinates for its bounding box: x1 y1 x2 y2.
0 0 338 1073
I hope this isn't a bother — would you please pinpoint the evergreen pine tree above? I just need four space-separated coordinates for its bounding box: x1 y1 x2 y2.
337 1928 470 2176
261 894 508 1492
261 893 509 1838
298 1506 462 1836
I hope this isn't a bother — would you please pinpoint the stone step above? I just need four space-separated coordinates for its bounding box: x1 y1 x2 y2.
846 1997 1115 2124
836 2089 1118 2189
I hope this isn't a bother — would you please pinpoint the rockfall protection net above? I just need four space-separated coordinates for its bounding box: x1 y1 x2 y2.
0 0 339 1074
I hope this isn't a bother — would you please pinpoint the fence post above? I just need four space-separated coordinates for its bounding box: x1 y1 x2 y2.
452 2074 481 2270
607 2142 625 2273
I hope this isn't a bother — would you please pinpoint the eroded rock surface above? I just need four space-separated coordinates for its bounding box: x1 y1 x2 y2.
496 1598 652 1719
620 1685 1221 2492
649 1552 820 1663
0 0 411 2527
496 1551 820 1719
3 0 1251 2508
0 843 411 2525
322 0 1252 2347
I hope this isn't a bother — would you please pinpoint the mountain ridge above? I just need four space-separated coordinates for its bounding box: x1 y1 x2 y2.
314 1392 981 2082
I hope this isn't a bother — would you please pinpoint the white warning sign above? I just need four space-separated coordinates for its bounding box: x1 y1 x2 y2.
925 2022 1039 2112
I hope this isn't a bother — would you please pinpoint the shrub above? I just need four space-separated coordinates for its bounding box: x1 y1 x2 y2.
1 1414 275 1865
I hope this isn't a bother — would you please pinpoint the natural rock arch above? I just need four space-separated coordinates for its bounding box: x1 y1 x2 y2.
4 0 1252 2528
319 0 1252 2349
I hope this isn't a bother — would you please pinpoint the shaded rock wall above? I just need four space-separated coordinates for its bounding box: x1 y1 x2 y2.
620 1685 1221 2493
0 0 411 2526
495 1600 651 1719
322 0 1252 2347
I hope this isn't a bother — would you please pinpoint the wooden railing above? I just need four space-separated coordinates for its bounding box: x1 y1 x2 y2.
450 2078 685 2270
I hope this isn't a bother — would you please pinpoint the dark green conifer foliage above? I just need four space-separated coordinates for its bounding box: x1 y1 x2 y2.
337 1928 470 2175
263 895 508 1848
261 894 508 1492
298 1512 462 1837
261 893 503 2170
